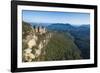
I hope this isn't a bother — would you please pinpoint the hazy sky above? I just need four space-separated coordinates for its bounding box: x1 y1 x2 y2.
22 10 90 25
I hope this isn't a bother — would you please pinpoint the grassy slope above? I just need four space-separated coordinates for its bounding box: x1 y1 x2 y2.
44 32 81 61
22 21 32 39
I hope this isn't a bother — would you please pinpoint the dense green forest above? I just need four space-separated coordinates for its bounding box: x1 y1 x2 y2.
44 32 81 61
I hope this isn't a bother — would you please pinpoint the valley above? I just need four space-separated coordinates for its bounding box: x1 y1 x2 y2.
22 21 90 62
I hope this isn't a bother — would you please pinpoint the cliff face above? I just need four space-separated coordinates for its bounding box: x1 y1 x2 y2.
22 21 52 62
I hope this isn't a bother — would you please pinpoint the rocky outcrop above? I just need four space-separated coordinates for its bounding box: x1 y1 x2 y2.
22 28 52 62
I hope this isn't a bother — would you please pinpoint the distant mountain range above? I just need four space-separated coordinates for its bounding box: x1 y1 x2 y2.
47 23 90 40
47 23 89 31
30 22 52 27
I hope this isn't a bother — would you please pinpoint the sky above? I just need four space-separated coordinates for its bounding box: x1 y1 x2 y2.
22 10 90 25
